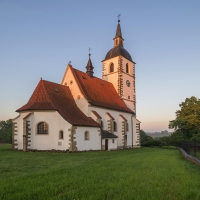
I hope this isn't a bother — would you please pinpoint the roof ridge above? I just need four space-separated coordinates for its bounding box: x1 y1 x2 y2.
73 67 114 86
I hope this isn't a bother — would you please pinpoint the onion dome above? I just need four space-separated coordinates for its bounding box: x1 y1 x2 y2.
105 46 132 61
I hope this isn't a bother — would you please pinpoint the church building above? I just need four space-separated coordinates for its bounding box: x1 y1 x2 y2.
12 19 141 151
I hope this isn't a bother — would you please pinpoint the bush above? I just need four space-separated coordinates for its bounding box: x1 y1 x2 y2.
0 119 12 143
142 139 161 147
161 146 177 150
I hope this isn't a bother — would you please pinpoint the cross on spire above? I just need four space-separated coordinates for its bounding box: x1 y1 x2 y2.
117 13 121 22
89 47 91 57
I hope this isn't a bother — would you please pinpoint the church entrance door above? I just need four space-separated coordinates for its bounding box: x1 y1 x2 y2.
105 139 108 150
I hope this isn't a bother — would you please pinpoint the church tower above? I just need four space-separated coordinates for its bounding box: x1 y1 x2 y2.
102 18 136 112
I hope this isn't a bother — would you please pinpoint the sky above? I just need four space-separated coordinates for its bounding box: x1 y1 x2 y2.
0 0 200 132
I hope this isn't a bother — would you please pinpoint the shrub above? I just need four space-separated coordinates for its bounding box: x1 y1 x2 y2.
161 146 177 150
142 139 161 147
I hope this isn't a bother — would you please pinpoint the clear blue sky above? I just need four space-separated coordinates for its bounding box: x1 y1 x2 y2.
1 0 200 132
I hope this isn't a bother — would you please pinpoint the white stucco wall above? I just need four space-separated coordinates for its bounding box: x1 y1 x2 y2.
88 106 135 148
102 138 117 150
75 127 101 151
14 111 72 150
132 117 141 147
13 109 139 151
13 114 22 150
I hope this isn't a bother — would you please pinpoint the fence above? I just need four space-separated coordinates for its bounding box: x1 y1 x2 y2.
181 142 200 159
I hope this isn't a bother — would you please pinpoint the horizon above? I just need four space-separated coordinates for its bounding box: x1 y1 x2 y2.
1 0 200 132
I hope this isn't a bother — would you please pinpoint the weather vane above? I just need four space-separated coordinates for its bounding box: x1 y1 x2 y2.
117 13 121 21
89 47 91 57
68 61 71 65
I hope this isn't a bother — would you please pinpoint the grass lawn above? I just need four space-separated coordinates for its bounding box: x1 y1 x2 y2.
1 145 200 200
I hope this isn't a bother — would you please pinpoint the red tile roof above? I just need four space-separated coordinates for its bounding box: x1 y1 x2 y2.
70 66 134 114
17 80 100 127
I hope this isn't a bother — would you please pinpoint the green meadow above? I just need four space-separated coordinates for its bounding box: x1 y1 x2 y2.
1 145 200 200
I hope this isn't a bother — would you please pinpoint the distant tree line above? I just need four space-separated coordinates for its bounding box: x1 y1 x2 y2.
140 96 200 147
146 130 171 139
0 119 12 143
140 130 175 147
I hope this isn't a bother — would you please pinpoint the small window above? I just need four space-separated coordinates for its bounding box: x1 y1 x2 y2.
128 96 130 99
126 122 129 132
126 80 130 87
59 130 64 139
110 63 114 73
112 139 115 143
85 131 89 140
126 63 129 73
114 121 117 132
37 122 48 134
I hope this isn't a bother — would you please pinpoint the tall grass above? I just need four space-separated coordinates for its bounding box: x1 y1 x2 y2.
0 145 200 200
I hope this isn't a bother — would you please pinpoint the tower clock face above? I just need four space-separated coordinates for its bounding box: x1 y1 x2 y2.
126 80 130 87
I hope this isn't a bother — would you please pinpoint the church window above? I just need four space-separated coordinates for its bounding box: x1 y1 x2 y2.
84 131 89 140
128 96 130 99
110 63 114 73
70 80 73 85
59 130 64 139
37 122 48 134
126 122 129 132
112 139 115 143
126 63 129 73
114 121 117 132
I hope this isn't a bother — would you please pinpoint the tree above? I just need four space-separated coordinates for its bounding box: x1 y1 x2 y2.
140 130 153 146
0 119 12 143
169 96 200 141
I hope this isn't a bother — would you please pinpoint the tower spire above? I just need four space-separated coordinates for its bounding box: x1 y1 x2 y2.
86 48 94 78
114 14 124 47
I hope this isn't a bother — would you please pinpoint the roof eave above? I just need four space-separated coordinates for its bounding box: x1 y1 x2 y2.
89 104 135 115
101 56 136 64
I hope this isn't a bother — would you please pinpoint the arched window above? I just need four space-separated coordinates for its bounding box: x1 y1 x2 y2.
110 63 114 73
37 122 48 134
126 63 129 73
59 130 64 139
114 121 117 132
84 131 89 140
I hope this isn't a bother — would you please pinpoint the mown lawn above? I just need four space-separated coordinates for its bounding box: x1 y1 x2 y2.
0 145 200 200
